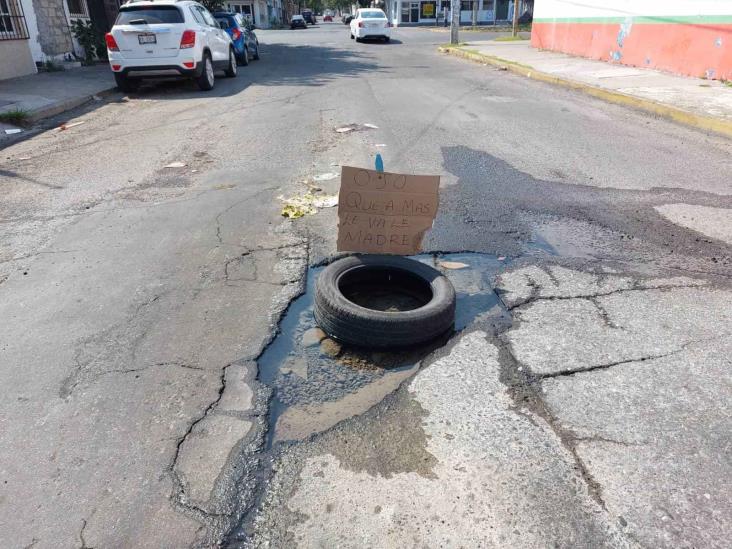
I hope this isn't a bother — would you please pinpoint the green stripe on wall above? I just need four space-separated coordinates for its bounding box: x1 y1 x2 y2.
533 15 732 25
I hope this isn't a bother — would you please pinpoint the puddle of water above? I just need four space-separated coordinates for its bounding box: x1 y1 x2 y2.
258 253 510 446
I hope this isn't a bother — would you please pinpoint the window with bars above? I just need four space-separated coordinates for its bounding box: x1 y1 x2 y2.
0 0 29 40
66 0 89 18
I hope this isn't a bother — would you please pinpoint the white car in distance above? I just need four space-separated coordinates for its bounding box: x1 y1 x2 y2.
350 9 391 43
105 0 237 92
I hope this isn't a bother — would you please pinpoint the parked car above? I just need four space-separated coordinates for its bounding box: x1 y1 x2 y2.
106 0 237 92
302 10 315 24
213 11 260 65
350 9 391 43
342 14 353 25
290 14 306 29
323 14 333 22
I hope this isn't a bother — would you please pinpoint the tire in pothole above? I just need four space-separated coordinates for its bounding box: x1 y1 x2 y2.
314 255 456 348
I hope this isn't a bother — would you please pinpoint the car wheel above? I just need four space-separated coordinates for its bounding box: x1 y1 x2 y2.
314 255 456 348
252 42 260 60
239 46 249 66
224 48 237 77
384 36 390 42
195 53 215 91
350 33 354 39
114 72 139 93
355 37 362 42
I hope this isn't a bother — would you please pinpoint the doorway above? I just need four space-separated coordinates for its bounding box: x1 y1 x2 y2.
496 0 509 20
401 1 420 23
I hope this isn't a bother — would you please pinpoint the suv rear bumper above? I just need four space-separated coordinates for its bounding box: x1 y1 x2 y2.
115 64 202 78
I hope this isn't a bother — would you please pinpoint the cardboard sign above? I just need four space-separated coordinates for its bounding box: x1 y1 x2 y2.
337 166 440 255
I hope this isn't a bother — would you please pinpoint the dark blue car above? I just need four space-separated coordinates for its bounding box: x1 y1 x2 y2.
213 12 260 66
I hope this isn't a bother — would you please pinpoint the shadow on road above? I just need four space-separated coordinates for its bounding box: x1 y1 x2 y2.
128 41 385 99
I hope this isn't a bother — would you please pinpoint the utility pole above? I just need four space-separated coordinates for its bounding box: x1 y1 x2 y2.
471 0 477 29
512 0 520 37
450 0 460 44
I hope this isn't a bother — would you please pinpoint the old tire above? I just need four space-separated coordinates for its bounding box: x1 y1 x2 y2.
314 255 455 348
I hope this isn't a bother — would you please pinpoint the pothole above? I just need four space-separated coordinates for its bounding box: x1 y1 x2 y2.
258 253 512 446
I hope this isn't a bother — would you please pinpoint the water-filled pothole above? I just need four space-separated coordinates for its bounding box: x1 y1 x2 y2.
259 253 511 446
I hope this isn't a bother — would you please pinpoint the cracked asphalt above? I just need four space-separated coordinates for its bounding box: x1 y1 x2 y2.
1 23 731 549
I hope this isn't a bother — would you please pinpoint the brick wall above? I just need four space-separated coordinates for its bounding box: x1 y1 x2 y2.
31 0 73 57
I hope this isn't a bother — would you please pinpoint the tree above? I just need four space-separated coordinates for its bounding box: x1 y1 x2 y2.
305 0 323 12
200 0 224 12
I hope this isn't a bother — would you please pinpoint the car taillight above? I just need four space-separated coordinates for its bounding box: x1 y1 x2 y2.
105 33 119 52
180 30 196 49
358 21 364 27
111 64 121 71
232 28 241 41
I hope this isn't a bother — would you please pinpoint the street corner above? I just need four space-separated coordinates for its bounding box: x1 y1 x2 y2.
252 331 632 547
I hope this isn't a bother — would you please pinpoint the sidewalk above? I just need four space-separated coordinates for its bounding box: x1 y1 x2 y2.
0 64 115 122
441 40 732 138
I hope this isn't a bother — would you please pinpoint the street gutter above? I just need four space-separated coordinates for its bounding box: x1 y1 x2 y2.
438 46 732 140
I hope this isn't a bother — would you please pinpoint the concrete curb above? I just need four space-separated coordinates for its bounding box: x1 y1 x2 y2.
27 86 117 124
439 46 732 140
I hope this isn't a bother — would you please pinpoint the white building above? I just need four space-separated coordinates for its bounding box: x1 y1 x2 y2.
223 0 277 28
390 0 515 26
0 0 36 79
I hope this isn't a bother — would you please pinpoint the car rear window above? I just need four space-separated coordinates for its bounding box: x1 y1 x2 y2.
215 17 232 28
116 6 184 25
360 11 386 19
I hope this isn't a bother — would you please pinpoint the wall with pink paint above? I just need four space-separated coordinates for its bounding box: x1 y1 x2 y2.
531 0 732 80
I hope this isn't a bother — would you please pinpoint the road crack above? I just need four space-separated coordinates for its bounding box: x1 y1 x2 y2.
507 282 706 311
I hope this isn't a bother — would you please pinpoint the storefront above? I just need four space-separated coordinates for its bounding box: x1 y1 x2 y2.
392 0 514 26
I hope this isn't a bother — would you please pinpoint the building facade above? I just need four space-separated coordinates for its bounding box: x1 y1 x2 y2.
532 0 732 80
1 0 36 79
223 0 271 27
390 0 516 26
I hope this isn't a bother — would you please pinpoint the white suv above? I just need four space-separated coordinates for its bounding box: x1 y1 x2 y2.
105 0 237 92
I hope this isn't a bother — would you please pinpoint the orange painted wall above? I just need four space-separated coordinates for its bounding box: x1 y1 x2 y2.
531 22 732 80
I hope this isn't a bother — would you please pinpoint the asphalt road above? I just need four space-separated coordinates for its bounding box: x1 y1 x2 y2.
1 22 730 549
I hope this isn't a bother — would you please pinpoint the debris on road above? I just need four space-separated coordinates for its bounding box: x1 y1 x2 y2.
279 192 338 218
312 195 338 208
4 128 22 135
58 121 85 131
163 161 186 168
335 123 378 133
313 172 339 181
439 261 469 269
301 327 327 347
314 255 456 348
